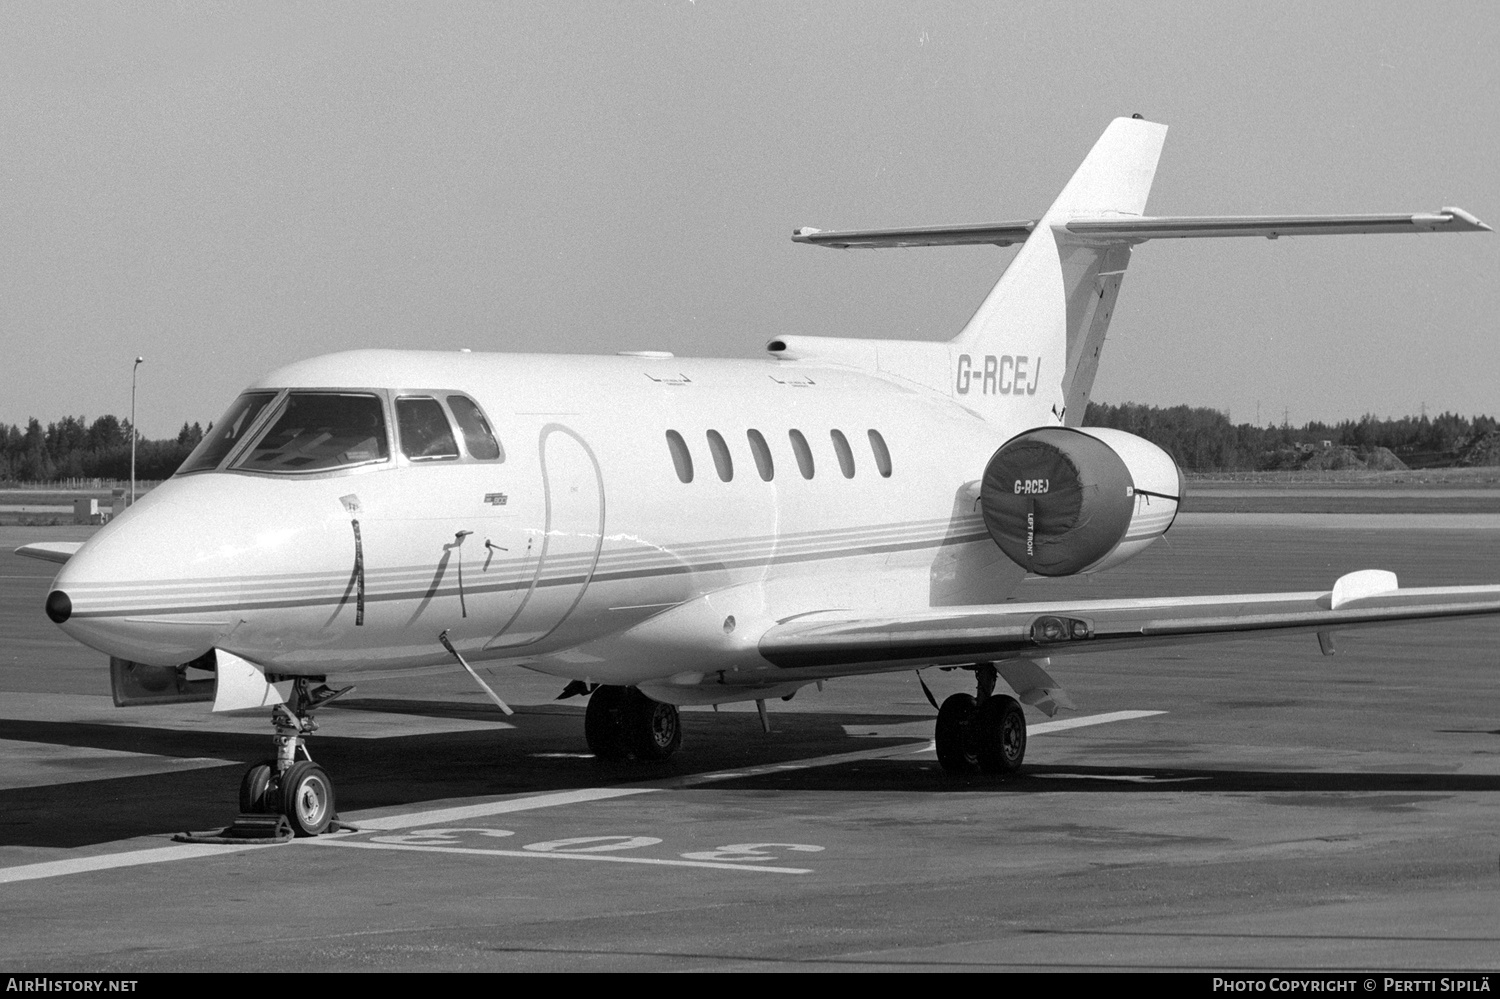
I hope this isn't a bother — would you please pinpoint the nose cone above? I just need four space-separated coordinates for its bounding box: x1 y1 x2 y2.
53 471 356 668
52 474 309 666
45 590 71 624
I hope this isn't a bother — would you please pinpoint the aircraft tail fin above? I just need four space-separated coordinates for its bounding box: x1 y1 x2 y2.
950 116 1167 427
789 117 1489 421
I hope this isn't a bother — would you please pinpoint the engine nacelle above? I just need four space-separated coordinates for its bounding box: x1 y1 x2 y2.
979 426 1182 577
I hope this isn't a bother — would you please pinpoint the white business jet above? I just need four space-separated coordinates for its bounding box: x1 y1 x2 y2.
17 116 1498 836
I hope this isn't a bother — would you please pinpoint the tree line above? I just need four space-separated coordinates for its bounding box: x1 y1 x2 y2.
0 415 205 482
2 405 1496 481
1082 403 1498 471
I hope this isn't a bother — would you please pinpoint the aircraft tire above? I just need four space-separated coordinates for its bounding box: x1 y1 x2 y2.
277 761 336 836
975 695 1026 775
238 760 275 813
585 685 630 761
935 693 980 774
624 689 682 761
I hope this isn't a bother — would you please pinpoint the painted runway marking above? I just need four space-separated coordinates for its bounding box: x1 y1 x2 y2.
1038 774 1208 783
0 843 280 885
1030 710 1166 735
0 787 658 886
0 712 1160 885
901 709 1167 755
350 786 658 831
661 710 1167 782
844 710 1166 742
313 834 819 874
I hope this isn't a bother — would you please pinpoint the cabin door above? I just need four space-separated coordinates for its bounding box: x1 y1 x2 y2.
485 424 604 650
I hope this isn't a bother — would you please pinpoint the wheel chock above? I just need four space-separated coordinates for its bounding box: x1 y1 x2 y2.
173 813 294 845
225 813 295 839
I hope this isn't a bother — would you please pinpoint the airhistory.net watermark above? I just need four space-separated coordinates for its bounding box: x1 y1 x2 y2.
5 980 138 992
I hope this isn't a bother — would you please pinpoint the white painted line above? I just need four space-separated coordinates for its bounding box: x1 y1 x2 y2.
350 787 659 831
313 839 813 874
0 712 1164 886
0 788 659 886
1031 709 1165 734
656 747 921 788
0 843 280 885
902 710 1166 756
1039 773 1207 783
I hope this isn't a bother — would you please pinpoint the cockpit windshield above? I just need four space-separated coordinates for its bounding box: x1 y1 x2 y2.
177 392 278 475
231 392 389 473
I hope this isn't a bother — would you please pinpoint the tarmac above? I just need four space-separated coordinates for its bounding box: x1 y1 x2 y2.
1 508 1498 972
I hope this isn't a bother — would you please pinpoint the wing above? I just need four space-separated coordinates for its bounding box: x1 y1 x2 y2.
13 542 85 565
758 570 1500 672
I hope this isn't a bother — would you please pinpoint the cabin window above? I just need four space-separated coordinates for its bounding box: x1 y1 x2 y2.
234 392 389 473
666 430 693 483
447 394 504 461
396 397 460 461
867 429 892 477
179 391 278 473
746 429 774 481
706 430 733 481
830 429 856 478
788 429 815 479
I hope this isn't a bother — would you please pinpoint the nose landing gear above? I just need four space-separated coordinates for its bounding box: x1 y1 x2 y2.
934 662 1027 776
237 679 350 836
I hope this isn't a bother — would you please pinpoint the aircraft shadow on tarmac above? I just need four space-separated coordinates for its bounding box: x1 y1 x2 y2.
3 704 1499 849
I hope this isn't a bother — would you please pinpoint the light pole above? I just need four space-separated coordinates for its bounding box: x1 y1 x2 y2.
130 356 144 505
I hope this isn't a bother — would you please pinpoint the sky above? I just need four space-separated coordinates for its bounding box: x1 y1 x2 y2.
2 1 1496 437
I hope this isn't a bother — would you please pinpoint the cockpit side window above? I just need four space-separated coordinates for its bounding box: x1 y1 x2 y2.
233 393 389 473
396 396 460 461
178 391 277 474
446 394 504 461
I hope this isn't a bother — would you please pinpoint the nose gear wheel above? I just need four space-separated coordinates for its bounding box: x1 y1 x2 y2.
234 677 350 836
277 761 336 836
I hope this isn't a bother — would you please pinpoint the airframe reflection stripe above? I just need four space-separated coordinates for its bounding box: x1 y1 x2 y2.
64 531 993 619
60 516 986 595
62 516 985 606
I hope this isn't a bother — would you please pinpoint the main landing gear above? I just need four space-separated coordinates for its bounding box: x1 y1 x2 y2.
584 685 682 762
238 678 349 836
934 663 1027 776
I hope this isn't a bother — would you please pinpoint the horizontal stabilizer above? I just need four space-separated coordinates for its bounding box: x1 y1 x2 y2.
758 572 1500 672
1063 207 1491 241
791 208 1488 249
13 542 85 565
792 221 1036 248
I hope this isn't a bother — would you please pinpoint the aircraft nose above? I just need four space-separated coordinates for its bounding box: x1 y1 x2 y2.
50 477 254 666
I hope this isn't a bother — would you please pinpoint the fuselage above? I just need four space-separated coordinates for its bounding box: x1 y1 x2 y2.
50 348 1028 687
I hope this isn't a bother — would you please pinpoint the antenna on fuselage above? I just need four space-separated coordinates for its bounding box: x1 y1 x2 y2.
439 629 515 716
